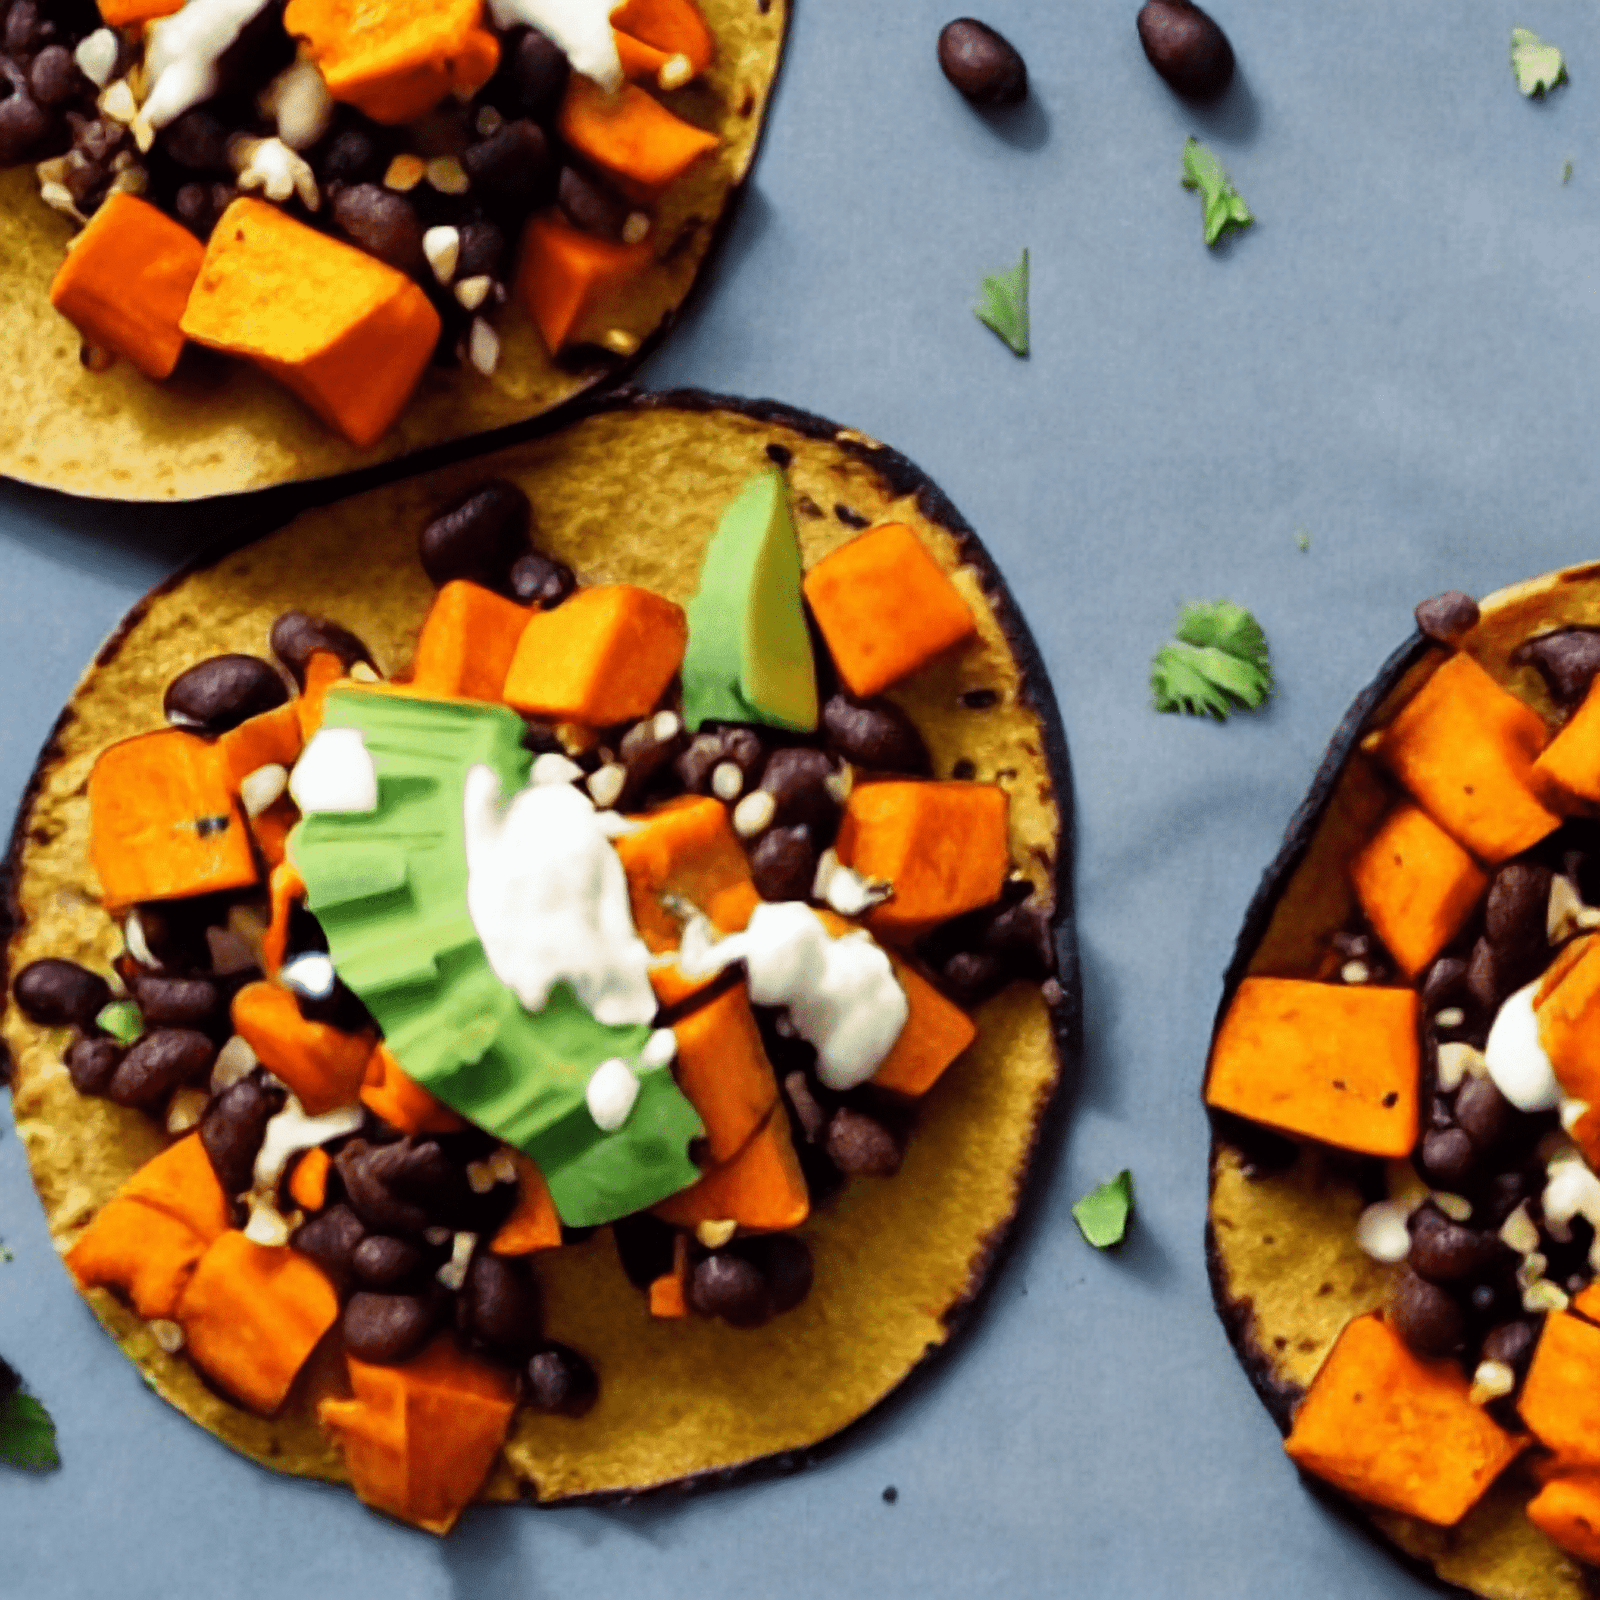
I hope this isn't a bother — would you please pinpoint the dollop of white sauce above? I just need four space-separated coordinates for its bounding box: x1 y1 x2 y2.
290 727 378 814
463 765 656 1027
1484 980 1562 1113
486 0 622 92
1356 1198 1413 1263
586 1057 640 1130
140 0 275 134
680 902 908 1091
259 57 333 151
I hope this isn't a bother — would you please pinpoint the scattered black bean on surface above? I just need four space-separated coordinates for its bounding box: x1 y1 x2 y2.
1136 0 1235 100
65 1036 122 1096
163 654 289 736
463 118 554 216
270 611 374 688
200 1075 278 1196
611 1212 677 1289
677 726 764 794
456 1252 542 1359
737 1233 813 1314
419 479 532 590
13 958 110 1027
331 182 425 275
507 550 576 609
27 42 78 107
526 1343 597 1415
1511 626 1600 709
749 824 817 903
557 163 631 241
504 26 569 122
291 1204 367 1297
759 747 841 835
1413 590 1481 647
688 1251 772 1327
1453 1074 1515 1153
937 17 1028 106
133 972 224 1030
336 1139 435 1236
352 1234 426 1290
821 693 930 774
1481 1318 1539 1374
1418 1125 1477 1190
108 1027 217 1109
1407 1204 1504 1284
825 1107 902 1178
1388 1267 1466 1357
343 1290 440 1363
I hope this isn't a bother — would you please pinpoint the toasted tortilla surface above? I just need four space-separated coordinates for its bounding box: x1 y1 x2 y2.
3 392 1074 1508
0 1 786 502
1207 562 1600 1600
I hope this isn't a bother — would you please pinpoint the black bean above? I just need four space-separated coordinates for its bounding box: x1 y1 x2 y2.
782 1070 826 1143
1413 591 1481 647
1512 627 1600 709
463 119 554 216
330 183 424 275
749 824 816 903
384 1138 482 1227
1484 860 1552 989
343 1291 440 1363
936 17 1027 106
688 1251 772 1327
1482 1318 1539 1374
1408 1204 1504 1284
1419 1126 1477 1190
108 1027 216 1109
1466 937 1502 1017
507 551 575 609
199 1076 277 1195
1422 954 1470 1013
269 611 374 688
825 1108 902 1177
611 1212 676 1289
164 654 289 735
291 1204 366 1297
618 711 685 793
526 1343 597 1415
456 1252 541 1358
821 693 930 774
132 898 224 972
12 958 110 1027
938 949 1005 1006
676 727 764 794
1481 1169 1535 1229
1388 1268 1466 1357
557 164 630 240
65 1036 122 1097
335 1139 433 1236
759 748 841 835
159 108 230 171
738 1233 812 1314
419 479 531 590
982 897 1056 976
318 125 384 186
507 27 569 121
26 43 76 106
1136 0 1234 100
4 1 41 54
456 217 505 282
352 1234 426 1290
1454 1074 1515 1153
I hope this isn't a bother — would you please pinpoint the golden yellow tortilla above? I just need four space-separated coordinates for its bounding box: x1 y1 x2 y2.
0 3 786 502
4 394 1070 1507
1208 562 1600 1599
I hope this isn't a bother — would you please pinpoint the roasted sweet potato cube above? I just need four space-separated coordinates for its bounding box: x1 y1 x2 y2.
1349 803 1488 979
518 210 653 355
1284 1314 1523 1525
318 1335 517 1533
1536 935 1600 1107
1374 652 1558 863
612 0 715 82
1535 675 1600 805
182 200 440 450
408 581 531 701
67 1200 208 1320
359 1042 465 1135
218 700 304 793
1519 1311 1600 1464
232 981 375 1115
1205 977 1420 1157
89 728 257 910
1527 1473 1600 1564
49 193 204 380
489 1152 562 1256
558 77 719 199
176 1232 339 1416
871 955 977 1096
654 1104 808 1232
802 522 978 698
834 781 1009 940
502 585 687 727
672 985 779 1163
119 1131 231 1241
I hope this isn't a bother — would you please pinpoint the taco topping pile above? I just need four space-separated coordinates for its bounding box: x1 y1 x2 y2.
14 465 1055 1532
1206 596 1600 1570
1 0 727 444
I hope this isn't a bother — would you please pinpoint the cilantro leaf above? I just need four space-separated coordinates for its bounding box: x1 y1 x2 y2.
1150 599 1273 719
95 999 143 1045
1512 27 1566 97
1181 138 1252 246
975 249 1029 356
1072 1170 1133 1248
0 1387 60 1473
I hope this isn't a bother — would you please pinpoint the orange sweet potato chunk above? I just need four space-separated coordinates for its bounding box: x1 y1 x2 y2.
97 0 182 21
834 781 1009 940
407 581 531 701
1349 803 1488 980
1535 936 1600 1108
1205 977 1420 1157
517 210 653 355
1519 1311 1600 1464
503 584 688 728
296 650 350 740
176 1231 339 1416
1538 675 1600 804
360 1042 466 1135
50 193 204 380
654 1104 808 1231
871 955 977 1096
489 1152 562 1255
119 1132 231 1240
803 523 978 698
181 199 441 449
558 76 718 199
232 981 375 1115
612 0 714 82
318 1335 517 1533
1375 652 1559 863
67 1201 209 1320
218 700 303 793
672 985 779 1163
1284 1314 1524 1525
288 1147 331 1212
284 0 498 123
1528 1474 1600 1564
262 861 307 980
89 728 258 910
615 797 759 950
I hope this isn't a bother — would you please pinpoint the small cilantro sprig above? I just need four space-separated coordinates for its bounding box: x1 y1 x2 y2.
0 1360 60 1473
95 999 143 1045
1150 600 1273 719
1182 138 1252 246
975 249 1029 356
1072 1170 1133 1249
1512 27 1566 97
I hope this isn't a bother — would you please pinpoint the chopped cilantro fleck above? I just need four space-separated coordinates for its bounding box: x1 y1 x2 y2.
1150 600 1273 719
1182 138 1252 246
975 249 1029 356
1073 1170 1134 1248
0 1367 60 1473
1512 27 1566 97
